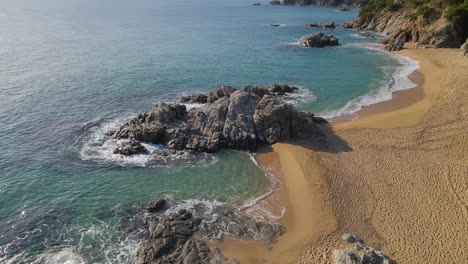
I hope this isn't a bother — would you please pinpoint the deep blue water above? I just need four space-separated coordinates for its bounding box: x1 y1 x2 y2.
0 0 418 263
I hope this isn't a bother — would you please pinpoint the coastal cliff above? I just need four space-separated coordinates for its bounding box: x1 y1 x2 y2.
270 0 367 7
343 0 468 48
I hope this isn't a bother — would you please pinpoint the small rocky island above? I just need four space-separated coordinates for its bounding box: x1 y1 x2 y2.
298 32 340 48
109 85 327 156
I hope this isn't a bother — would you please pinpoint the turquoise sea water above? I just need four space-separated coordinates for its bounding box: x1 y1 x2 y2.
0 0 418 263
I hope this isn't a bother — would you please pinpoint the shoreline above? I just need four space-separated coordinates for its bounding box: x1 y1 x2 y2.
218 47 468 263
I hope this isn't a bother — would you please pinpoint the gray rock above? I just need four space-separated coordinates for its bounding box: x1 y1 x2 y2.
146 199 168 213
307 20 335 29
181 94 208 104
385 37 405 52
334 234 396 264
137 200 284 264
110 85 326 155
113 138 148 155
298 32 340 48
461 38 468 57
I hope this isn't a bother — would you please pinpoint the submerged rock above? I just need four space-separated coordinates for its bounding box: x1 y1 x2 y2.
110 85 326 155
298 32 340 48
308 20 335 29
137 199 284 264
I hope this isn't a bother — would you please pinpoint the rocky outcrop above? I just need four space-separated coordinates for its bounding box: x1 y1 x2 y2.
180 94 208 104
137 199 285 264
462 39 468 57
109 85 326 155
307 20 336 29
298 32 340 48
334 234 396 264
343 1 467 49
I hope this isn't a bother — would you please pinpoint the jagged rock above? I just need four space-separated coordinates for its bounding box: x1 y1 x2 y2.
270 0 281 5
298 32 340 48
146 199 168 213
180 94 208 104
307 20 336 29
384 37 405 51
110 85 326 155
113 138 148 155
137 200 284 264
334 234 396 264
360 32 375 38
461 39 468 57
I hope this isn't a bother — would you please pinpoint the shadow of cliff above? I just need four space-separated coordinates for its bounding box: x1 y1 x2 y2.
283 124 353 154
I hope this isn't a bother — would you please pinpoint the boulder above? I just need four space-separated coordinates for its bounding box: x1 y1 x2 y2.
298 32 340 48
384 37 405 51
180 94 208 104
462 39 468 57
334 234 396 264
270 0 281 5
113 138 147 155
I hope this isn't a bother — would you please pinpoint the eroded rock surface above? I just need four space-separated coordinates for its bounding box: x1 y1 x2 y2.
109 85 326 155
137 199 284 264
298 32 340 48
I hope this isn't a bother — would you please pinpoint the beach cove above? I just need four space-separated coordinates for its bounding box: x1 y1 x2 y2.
219 46 468 263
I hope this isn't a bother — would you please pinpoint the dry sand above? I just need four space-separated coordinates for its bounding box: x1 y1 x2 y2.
219 47 468 263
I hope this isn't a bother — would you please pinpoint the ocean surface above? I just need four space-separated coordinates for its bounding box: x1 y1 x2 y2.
0 0 418 263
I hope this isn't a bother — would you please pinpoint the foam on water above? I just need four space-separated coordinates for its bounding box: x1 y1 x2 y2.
283 86 317 106
320 43 420 119
80 116 217 167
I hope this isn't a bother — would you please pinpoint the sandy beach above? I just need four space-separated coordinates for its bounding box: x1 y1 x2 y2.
219 47 468 263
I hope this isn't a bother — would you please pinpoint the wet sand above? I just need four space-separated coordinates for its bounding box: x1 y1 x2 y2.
219 47 468 263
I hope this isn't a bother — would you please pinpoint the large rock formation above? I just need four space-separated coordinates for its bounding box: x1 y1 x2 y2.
298 32 340 48
109 85 326 155
343 0 468 49
136 199 284 264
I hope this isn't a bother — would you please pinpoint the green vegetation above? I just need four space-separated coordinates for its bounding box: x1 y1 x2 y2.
359 0 401 19
414 4 434 18
445 0 468 23
359 0 468 23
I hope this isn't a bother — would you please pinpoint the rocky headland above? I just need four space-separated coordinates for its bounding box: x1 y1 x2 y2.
109 85 327 156
343 0 468 50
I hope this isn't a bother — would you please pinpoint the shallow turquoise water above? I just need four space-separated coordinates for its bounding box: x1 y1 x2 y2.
0 0 417 263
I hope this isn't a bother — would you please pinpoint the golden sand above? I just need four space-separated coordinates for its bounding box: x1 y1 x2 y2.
219 47 468 263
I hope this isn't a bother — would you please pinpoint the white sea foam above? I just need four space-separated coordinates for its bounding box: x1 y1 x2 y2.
163 198 225 223
319 43 420 119
80 116 217 167
283 86 317 106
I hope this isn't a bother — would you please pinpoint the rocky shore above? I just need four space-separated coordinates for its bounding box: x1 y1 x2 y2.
270 0 366 7
342 1 467 50
136 199 284 264
109 85 327 156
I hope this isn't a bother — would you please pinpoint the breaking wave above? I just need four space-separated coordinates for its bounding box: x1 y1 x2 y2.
320 43 420 119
